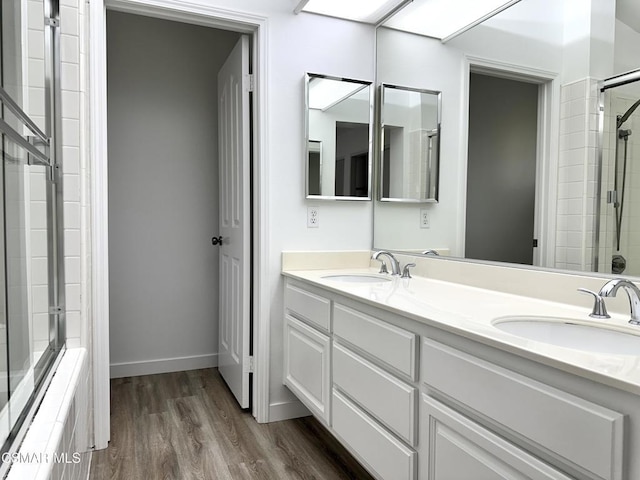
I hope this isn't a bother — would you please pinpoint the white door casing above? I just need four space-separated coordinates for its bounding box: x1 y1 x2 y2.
93 1 269 449
218 34 251 409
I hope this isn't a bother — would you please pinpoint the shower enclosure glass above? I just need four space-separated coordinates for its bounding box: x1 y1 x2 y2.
597 70 640 275
0 0 65 468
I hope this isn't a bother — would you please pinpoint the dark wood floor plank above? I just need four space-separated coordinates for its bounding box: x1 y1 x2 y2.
89 368 375 480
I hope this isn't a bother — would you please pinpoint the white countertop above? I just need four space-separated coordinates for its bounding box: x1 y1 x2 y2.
283 267 640 396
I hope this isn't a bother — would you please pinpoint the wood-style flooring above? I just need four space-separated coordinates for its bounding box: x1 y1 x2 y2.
89 368 375 480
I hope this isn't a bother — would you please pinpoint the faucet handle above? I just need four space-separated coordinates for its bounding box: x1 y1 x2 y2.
577 288 611 319
378 260 389 274
401 263 416 279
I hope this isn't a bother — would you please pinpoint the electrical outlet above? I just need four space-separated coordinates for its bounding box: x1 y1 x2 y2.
307 207 319 228
420 209 430 229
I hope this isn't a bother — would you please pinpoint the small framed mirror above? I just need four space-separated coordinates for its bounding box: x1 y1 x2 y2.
380 84 441 203
305 73 373 200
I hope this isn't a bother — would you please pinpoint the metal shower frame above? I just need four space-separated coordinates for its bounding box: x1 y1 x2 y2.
594 68 640 272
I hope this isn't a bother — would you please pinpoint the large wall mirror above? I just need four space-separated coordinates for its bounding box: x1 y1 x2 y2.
374 0 640 276
380 84 441 203
305 73 373 200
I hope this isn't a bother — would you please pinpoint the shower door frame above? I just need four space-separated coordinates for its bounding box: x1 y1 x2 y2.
594 68 640 272
0 0 66 470
89 0 270 449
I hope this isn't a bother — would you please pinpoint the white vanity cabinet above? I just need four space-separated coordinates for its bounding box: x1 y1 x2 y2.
283 279 419 480
282 276 634 480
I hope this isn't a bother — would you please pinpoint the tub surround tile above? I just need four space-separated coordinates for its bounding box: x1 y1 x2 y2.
6 349 90 480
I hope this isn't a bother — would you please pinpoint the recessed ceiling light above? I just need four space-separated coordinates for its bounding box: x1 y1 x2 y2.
382 0 522 42
295 0 410 24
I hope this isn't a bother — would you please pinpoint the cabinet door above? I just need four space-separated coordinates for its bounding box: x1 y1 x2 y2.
422 339 623 480
421 395 572 480
284 315 331 424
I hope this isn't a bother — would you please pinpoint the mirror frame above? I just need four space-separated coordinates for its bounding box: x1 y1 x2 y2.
305 72 374 201
378 83 442 203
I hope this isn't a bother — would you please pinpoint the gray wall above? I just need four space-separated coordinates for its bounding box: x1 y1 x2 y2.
107 11 239 375
465 73 538 265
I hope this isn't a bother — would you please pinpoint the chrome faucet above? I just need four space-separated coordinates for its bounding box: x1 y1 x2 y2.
598 278 640 326
371 251 401 276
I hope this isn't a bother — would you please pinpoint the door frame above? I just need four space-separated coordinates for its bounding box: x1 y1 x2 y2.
460 55 559 268
89 0 270 449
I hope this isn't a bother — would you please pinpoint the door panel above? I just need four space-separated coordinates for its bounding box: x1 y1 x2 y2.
218 35 251 408
465 73 538 265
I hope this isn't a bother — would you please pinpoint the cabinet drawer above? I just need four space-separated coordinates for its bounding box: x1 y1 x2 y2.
284 315 331 424
285 283 330 331
333 303 417 379
333 389 416 480
333 342 417 445
422 339 624 480
421 395 573 480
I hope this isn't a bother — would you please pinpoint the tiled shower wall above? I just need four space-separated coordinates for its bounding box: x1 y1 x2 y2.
556 78 599 271
59 0 89 350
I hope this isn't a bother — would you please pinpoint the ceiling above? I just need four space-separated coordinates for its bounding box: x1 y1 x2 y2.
618 0 640 33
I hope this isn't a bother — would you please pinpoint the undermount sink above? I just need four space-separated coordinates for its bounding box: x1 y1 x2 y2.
321 274 392 284
493 316 640 355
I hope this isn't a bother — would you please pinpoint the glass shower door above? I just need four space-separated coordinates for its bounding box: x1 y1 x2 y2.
597 73 640 275
0 0 65 462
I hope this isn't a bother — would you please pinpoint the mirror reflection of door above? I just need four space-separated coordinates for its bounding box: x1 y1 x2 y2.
334 121 369 197
465 72 539 265
305 74 372 199
308 140 322 196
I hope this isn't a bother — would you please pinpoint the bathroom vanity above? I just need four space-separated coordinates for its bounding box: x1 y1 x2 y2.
282 261 640 480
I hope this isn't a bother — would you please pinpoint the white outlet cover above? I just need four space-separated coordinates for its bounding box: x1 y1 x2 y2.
307 207 319 228
420 208 430 229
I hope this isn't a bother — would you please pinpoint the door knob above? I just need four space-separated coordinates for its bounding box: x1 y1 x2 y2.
212 236 223 246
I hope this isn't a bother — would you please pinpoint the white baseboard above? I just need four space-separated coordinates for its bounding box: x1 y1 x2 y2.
268 399 311 422
110 353 218 378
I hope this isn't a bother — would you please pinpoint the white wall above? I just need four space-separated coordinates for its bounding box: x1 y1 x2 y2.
614 19 640 76
107 12 239 376
561 0 615 83
263 6 376 417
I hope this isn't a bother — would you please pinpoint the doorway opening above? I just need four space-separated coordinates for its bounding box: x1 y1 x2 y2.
106 10 253 407
465 71 541 265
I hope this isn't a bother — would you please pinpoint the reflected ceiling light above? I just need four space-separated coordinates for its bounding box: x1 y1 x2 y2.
381 0 522 42
308 78 367 111
295 0 411 24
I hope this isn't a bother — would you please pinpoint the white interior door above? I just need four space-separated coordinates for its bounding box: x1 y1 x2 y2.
217 35 251 408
